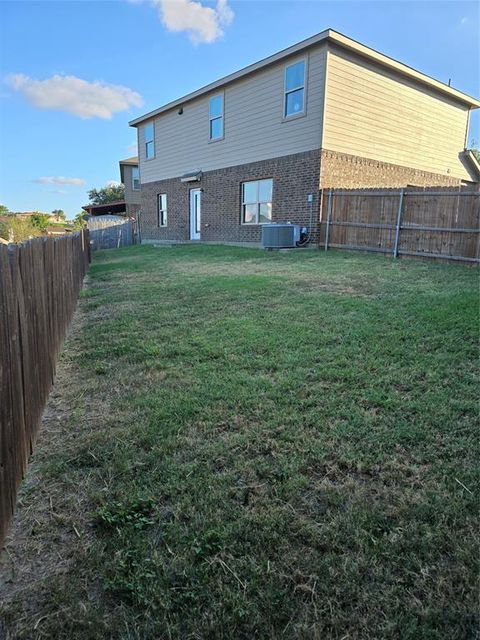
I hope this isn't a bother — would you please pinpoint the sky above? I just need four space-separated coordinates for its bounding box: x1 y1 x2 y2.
0 0 479 218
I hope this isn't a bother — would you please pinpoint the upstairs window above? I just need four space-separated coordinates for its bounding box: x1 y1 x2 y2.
132 166 140 191
209 94 224 140
145 122 155 159
284 60 305 118
157 193 167 227
241 179 273 224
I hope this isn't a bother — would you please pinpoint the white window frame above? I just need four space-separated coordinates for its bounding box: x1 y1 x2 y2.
157 193 167 227
145 122 155 160
132 166 140 191
283 58 306 119
241 179 273 225
209 93 224 141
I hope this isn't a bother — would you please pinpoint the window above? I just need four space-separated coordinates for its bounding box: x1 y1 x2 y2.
209 94 224 140
157 193 167 227
132 166 140 191
241 179 273 224
145 122 155 159
284 60 305 118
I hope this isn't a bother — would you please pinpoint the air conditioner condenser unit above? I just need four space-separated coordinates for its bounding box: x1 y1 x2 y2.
262 223 301 249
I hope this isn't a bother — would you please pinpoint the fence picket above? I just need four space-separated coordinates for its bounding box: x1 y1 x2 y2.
321 188 479 263
0 231 90 546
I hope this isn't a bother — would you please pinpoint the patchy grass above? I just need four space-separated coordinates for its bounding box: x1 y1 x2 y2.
1 245 478 639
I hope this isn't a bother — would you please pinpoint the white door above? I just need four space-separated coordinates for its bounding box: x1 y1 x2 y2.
189 189 201 240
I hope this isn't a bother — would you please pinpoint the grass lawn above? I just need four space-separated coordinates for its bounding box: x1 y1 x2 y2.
0 245 478 639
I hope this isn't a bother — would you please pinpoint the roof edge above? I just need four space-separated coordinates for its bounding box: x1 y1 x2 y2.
129 29 331 126
82 200 126 211
119 156 139 164
463 150 480 178
328 31 480 109
129 28 480 127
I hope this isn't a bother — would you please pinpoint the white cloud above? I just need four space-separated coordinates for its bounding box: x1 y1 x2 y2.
33 176 86 186
7 74 143 119
105 180 123 187
153 0 234 43
127 142 138 154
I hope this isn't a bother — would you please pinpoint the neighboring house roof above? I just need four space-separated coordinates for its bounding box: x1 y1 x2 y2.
47 227 72 235
119 157 139 184
119 156 139 165
13 211 55 218
129 28 480 127
82 201 127 216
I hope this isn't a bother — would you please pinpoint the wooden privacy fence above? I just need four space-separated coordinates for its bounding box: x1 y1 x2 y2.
88 219 135 251
321 188 480 263
0 231 90 546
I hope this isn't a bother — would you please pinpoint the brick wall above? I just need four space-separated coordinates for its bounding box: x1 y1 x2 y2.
126 203 141 217
140 150 321 244
319 149 463 189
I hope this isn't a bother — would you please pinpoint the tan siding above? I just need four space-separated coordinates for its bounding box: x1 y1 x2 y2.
323 46 473 181
139 45 326 183
122 164 141 205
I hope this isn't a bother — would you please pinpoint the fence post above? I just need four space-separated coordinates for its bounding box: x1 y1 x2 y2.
325 189 333 251
393 189 404 258
136 211 142 245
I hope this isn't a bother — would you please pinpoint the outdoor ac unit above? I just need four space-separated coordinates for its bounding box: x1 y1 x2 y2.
262 223 301 249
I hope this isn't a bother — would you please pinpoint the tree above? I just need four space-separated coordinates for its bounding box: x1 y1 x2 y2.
469 140 480 163
0 204 9 215
0 217 41 243
72 212 87 230
88 184 125 205
52 209 66 220
30 213 51 232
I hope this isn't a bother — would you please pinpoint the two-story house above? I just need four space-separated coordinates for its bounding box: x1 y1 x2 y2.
129 29 479 245
83 157 141 218
119 156 141 217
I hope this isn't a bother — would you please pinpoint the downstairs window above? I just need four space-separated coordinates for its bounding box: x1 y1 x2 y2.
157 193 167 227
241 179 273 224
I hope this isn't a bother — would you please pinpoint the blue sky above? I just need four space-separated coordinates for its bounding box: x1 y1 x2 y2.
0 0 478 218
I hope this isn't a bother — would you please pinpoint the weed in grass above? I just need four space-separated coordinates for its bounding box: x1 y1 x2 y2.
95 364 108 375
96 497 156 531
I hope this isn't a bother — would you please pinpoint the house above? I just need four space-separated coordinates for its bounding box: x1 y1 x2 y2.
119 156 141 217
129 29 480 245
14 211 63 222
46 226 72 237
82 156 141 218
